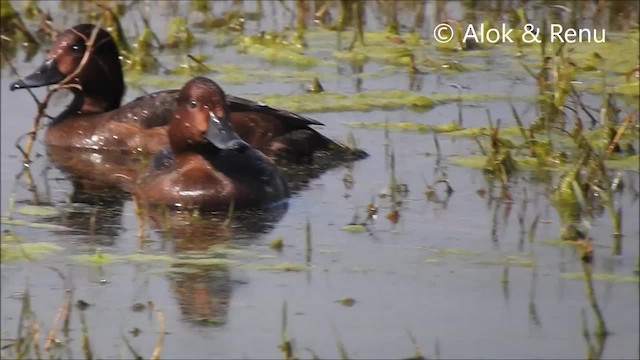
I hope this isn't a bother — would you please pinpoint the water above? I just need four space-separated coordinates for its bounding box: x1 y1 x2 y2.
1 1 638 359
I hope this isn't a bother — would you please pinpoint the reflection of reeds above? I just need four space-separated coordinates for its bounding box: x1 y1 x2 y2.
580 254 608 337
305 218 312 264
575 234 609 360
4 281 165 360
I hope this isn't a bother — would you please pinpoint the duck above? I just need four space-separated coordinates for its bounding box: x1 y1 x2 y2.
9 23 367 162
132 76 289 211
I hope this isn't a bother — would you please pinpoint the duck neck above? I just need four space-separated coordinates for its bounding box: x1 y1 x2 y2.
51 84 125 126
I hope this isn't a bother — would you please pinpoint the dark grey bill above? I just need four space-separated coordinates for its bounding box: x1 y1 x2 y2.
204 111 249 151
10 58 65 91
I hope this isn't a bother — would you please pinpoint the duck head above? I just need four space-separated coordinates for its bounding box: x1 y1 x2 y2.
10 24 125 113
170 77 249 154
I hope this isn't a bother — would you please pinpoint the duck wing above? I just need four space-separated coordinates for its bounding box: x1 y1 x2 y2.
120 91 324 130
225 94 324 129
117 90 180 129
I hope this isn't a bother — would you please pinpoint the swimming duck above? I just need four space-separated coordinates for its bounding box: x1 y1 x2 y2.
133 76 289 211
10 23 367 162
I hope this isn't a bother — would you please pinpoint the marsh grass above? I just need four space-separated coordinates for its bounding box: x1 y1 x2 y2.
0 272 166 360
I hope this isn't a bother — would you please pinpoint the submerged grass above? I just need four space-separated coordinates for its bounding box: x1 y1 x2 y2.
254 262 307 272
562 272 639 283
1 243 63 261
347 121 461 133
474 255 535 268
259 90 434 112
449 154 639 172
448 155 541 170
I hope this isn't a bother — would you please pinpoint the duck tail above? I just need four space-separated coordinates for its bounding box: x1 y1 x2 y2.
279 129 369 162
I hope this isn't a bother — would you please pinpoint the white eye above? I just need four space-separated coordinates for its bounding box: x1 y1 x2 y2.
71 43 85 53
189 100 197 109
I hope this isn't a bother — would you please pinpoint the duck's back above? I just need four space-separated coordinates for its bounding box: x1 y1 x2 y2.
115 90 180 128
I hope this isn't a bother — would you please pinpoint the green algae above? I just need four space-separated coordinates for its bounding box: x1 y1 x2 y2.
71 251 118 265
1 217 68 230
449 155 541 171
254 262 307 272
123 254 174 263
510 30 639 96
123 27 158 73
173 258 232 266
449 152 638 172
561 272 639 283
336 297 356 307
446 126 524 138
126 63 330 88
1 232 21 242
474 255 535 268
1 243 63 262
165 16 195 49
259 90 433 113
431 248 482 255
71 251 232 267
612 81 640 97
334 46 414 66
347 121 461 133
15 204 58 217
238 44 320 67
423 259 442 264
605 155 639 171
269 237 284 250
543 239 580 247
341 224 367 232
237 31 320 67
426 249 534 267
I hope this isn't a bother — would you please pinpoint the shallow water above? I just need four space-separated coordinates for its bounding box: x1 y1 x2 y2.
1 1 639 359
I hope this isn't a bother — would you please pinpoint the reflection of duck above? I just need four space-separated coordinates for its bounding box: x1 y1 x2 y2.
145 201 288 326
39 146 141 243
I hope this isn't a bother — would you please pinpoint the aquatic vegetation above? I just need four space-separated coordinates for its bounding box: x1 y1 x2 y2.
1 242 62 261
164 16 195 49
123 253 174 263
259 90 433 112
172 257 232 266
449 155 539 171
1 217 68 230
1 231 21 242
335 297 356 307
269 237 284 250
348 121 461 133
254 262 307 272
237 31 320 67
474 255 535 268
431 248 482 256
15 204 59 217
562 272 639 284
71 250 118 265
543 239 584 247
123 26 158 73
341 224 367 232
0 0 38 44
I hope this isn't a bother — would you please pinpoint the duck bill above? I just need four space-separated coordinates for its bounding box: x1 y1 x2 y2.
204 111 248 151
10 58 65 91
